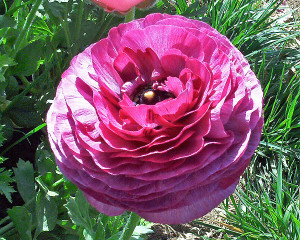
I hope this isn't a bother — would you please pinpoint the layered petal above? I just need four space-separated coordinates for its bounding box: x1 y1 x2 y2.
47 13 263 224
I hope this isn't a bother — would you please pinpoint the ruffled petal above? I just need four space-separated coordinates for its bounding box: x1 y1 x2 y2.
47 13 263 224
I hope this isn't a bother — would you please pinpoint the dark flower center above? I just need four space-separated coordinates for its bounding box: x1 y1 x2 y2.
133 87 175 105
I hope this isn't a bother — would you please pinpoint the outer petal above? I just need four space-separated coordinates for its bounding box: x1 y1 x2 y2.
47 13 263 224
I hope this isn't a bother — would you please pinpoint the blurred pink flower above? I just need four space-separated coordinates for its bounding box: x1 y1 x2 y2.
91 0 156 14
47 13 263 224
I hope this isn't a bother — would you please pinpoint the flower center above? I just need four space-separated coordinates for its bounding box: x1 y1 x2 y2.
133 87 175 105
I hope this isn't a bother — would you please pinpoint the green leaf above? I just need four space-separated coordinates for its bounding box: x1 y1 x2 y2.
0 115 14 142
94 223 105 240
291 213 300 232
8 96 42 128
36 231 77 240
94 214 108 240
0 72 7 95
69 20 98 48
0 166 15 202
36 176 59 197
34 190 58 238
7 206 32 240
12 40 43 76
35 142 56 176
0 125 7 147
108 226 153 240
13 159 36 203
32 18 53 38
47 1 66 18
64 190 92 231
132 226 154 236
0 15 16 28
63 177 78 196
0 54 16 68
83 229 93 240
5 76 19 99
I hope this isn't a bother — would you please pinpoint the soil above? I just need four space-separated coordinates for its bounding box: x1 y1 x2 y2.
146 193 241 240
287 0 300 18
147 208 229 240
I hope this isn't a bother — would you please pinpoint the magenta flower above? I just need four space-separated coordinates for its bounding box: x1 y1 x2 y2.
47 13 263 224
91 0 157 14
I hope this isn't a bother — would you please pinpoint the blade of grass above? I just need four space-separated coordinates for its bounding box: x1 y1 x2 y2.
0 123 46 156
10 0 43 58
193 220 242 237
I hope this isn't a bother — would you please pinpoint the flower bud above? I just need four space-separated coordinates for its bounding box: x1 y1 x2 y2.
91 0 157 14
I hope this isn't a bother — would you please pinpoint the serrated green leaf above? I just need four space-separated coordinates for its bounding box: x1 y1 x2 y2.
93 214 108 240
12 40 43 76
35 142 56 176
34 190 58 238
0 54 16 68
94 221 105 240
0 167 15 203
13 159 36 203
7 206 32 240
8 96 42 128
65 190 92 231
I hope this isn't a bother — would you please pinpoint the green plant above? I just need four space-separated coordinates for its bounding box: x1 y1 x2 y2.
224 158 300 239
1 1 300 239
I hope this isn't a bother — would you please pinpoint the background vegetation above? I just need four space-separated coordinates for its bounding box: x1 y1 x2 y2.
0 0 299 239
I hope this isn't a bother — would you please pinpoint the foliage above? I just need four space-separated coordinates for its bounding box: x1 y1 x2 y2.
0 125 15 203
223 158 300 240
158 0 300 239
0 1 149 238
0 140 152 239
0 0 299 239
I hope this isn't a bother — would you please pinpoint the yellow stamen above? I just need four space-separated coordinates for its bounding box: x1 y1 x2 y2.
143 90 155 101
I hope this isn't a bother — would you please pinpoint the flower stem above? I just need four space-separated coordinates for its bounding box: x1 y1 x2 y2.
60 15 72 50
73 0 84 54
11 0 43 58
125 7 135 23
119 212 140 240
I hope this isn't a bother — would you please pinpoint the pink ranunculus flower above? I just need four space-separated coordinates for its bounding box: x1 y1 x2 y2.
47 13 263 224
91 0 157 14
